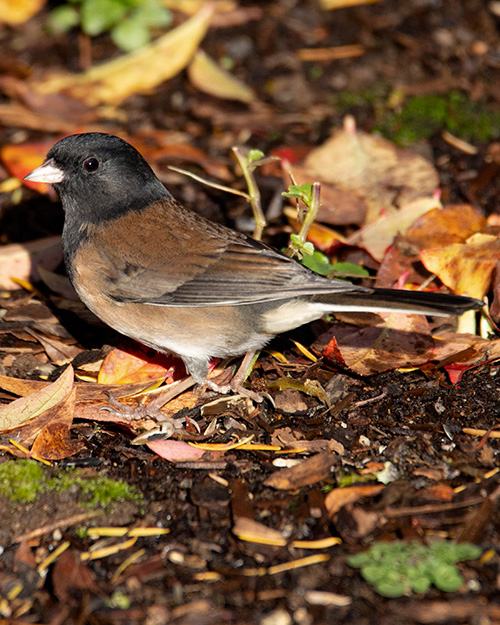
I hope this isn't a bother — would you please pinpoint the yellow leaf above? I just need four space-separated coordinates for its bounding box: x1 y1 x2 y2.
420 237 500 299
33 3 214 106
0 0 45 25
188 50 255 102
319 0 379 8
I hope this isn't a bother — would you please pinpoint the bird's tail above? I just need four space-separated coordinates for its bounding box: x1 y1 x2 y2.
313 288 483 317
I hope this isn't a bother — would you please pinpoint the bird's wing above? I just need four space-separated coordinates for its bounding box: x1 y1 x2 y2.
90 201 365 307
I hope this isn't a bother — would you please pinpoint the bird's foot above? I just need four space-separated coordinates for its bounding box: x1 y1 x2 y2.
100 377 199 435
205 375 273 405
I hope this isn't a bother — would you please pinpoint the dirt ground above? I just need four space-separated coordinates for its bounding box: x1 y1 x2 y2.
0 1 499 624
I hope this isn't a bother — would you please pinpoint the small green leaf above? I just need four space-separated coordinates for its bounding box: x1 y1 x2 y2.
376 580 408 598
282 183 313 204
299 249 335 276
433 563 464 592
329 261 370 278
49 5 80 33
302 241 315 255
347 540 481 597
248 149 265 163
111 18 150 51
411 577 432 594
81 0 127 36
134 0 172 27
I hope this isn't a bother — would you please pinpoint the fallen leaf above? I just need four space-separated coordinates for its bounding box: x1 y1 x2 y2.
51 549 97 601
324 484 384 517
430 332 500 383
2 140 59 193
265 452 336 490
303 116 439 224
351 196 442 262
405 204 486 249
289 163 369 226
0 365 74 432
0 236 63 289
25 329 82 365
319 0 379 8
146 439 208 462
97 345 185 385
317 313 434 376
37 266 79 299
188 49 255 102
30 387 82 459
233 517 287 545
32 4 214 106
0 0 45 25
420 234 500 299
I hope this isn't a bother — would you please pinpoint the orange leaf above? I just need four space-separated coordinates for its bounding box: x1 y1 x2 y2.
98 345 185 385
324 484 384 517
420 234 500 299
1 141 59 193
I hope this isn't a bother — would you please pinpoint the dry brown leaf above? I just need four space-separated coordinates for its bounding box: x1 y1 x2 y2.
0 365 74 432
351 196 442 262
318 312 434 376
52 549 97 601
233 517 287 545
0 0 45 24
0 374 169 403
324 484 384 517
265 452 336 490
25 329 82 365
406 204 486 249
188 50 255 102
31 4 214 106
30 387 82 459
0 236 63 289
303 116 439 224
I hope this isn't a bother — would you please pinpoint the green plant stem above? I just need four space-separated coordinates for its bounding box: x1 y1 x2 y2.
285 181 321 257
232 146 266 240
298 181 320 247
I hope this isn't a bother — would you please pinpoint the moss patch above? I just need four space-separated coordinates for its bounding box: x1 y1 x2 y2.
377 92 500 145
0 459 142 510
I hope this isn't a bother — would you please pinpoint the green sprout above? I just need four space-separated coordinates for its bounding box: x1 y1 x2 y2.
282 182 320 259
49 0 172 52
348 540 482 597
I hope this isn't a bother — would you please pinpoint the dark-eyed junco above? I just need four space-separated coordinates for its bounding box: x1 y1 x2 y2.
25 133 482 398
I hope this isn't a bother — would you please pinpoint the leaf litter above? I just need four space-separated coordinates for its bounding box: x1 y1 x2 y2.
0 1 499 623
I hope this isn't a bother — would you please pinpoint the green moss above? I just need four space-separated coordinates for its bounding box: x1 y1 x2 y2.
376 92 500 145
348 540 482 597
331 88 500 146
0 459 45 503
331 85 389 112
0 459 141 511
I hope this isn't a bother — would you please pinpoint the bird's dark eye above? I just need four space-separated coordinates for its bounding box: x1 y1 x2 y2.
83 157 99 172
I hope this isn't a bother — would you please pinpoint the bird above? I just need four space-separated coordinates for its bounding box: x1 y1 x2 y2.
25 132 483 402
